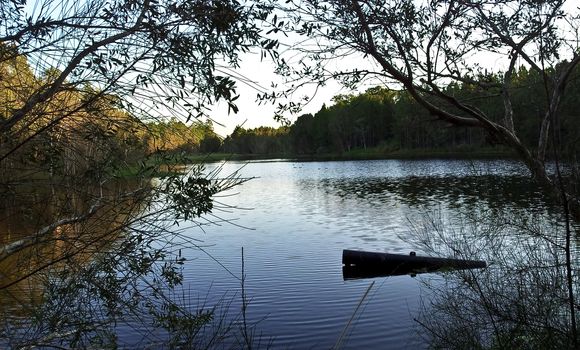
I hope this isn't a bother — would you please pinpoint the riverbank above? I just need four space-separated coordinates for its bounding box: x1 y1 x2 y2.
113 146 516 177
182 146 517 163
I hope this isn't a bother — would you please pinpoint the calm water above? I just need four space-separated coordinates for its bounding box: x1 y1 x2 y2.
134 159 550 349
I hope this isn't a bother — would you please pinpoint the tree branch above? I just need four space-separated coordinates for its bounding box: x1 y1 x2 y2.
0 0 152 135
0 199 102 264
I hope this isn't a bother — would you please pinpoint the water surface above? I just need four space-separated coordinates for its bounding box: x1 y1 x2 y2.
165 159 548 349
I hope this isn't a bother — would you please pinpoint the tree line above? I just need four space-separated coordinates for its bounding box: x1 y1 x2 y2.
0 46 223 179
223 65 580 156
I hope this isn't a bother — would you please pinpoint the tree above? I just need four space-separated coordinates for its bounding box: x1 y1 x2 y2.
275 0 580 214
271 0 580 347
0 0 275 347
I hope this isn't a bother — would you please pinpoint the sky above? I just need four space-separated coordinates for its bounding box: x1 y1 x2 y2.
207 51 348 137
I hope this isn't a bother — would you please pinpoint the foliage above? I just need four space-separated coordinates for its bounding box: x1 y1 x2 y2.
225 68 580 156
222 125 290 154
408 207 578 349
0 0 275 348
143 118 223 155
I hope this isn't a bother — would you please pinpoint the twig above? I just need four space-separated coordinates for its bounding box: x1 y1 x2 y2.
334 281 375 349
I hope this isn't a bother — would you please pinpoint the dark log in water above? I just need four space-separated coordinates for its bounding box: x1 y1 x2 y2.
342 249 486 280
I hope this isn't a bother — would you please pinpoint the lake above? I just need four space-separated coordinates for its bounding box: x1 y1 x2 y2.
0 158 564 348
129 158 553 349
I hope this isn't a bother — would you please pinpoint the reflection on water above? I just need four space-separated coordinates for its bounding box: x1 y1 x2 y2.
0 178 148 317
322 175 548 210
0 159 570 349
0 166 254 349
180 159 561 349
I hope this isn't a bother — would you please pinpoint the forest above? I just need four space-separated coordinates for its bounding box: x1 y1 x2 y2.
223 66 580 157
7 45 578 165
0 47 223 179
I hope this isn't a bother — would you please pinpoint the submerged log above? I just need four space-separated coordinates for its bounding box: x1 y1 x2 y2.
342 249 486 280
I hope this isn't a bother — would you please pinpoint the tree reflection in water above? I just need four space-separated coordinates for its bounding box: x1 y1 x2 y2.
0 166 253 349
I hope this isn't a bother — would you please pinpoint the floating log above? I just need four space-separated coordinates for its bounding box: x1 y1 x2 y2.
342 249 486 280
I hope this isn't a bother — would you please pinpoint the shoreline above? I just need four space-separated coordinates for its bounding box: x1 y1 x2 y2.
114 147 518 177
182 148 517 163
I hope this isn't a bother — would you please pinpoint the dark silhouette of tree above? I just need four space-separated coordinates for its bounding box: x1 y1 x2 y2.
223 125 290 154
0 0 275 347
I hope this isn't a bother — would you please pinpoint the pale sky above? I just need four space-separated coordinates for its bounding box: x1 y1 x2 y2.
208 51 348 137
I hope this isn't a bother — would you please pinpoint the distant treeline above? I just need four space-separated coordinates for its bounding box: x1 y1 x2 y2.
143 119 222 154
222 65 580 156
5 46 580 169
